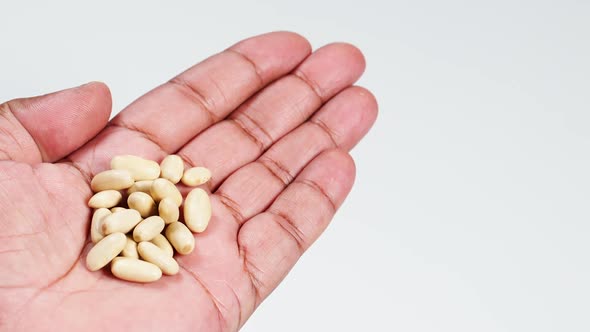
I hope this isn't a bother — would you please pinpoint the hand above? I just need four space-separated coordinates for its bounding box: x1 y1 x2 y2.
0 32 377 331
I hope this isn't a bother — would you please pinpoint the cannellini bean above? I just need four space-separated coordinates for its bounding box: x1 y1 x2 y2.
88 190 122 209
160 155 184 184
158 198 179 224
127 191 157 218
133 216 165 242
86 233 126 271
90 208 111 244
91 169 134 192
165 222 195 255
111 257 162 283
101 209 142 235
181 167 211 187
151 234 174 257
127 180 153 195
111 155 160 181
150 178 182 206
121 235 139 259
184 188 211 233
137 241 179 275
110 207 126 213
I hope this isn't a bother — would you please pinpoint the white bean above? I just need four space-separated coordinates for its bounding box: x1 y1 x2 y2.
165 222 195 255
101 209 142 235
88 190 123 209
121 235 139 259
86 233 126 271
160 155 184 184
151 234 174 257
133 216 165 242
111 257 162 283
150 178 182 206
184 188 211 233
90 208 111 244
137 241 179 275
91 169 134 192
111 155 161 181
181 167 211 187
158 198 179 224
128 191 157 218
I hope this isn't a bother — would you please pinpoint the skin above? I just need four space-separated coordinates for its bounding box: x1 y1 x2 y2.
0 32 377 331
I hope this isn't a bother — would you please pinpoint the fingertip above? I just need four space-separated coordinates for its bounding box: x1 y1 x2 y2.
76 81 113 121
311 85 378 150
317 42 366 74
295 42 366 100
268 30 312 53
233 31 311 52
82 81 112 102
329 42 366 73
13 82 114 161
347 85 379 122
325 148 357 187
230 31 312 81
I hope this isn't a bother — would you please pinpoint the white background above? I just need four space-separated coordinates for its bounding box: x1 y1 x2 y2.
1 1 590 331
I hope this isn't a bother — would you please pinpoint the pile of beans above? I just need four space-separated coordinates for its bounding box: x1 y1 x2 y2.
85 155 212 283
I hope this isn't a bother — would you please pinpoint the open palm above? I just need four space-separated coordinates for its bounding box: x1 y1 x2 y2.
0 32 377 331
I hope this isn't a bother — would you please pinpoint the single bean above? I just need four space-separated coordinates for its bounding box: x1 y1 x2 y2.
151 178 182 206
86 232 126 271
184 188 211 233
138 241 179 275
160 155 184 184
133 216 165 242
101 209 142 234
181 167 211 187
111 155 161 181
111 257 162 283
91 169 134 192
128 191 157 218
165 222 195 255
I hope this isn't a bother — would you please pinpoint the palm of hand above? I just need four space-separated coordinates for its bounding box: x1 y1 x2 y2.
0 32 377 332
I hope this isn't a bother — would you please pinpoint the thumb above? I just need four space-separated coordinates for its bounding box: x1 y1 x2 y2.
0 82 112 164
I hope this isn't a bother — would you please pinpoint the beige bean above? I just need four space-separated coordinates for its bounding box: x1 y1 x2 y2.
160 155 184 184
133 216 165 242
90 208 111 244
86 232 126 271
110 207 126 213
127 180 153 195
184 188 211 233
150 178 182 206
88 190 122 209
121 235 139 259
151 234 174 257
91 169 134 192
127 191 157 217
101 209 142 235
181 167 211 187
138 241 179 275
165 222 195 255
158 198 179 224
111 257 162 283
111 155 161 181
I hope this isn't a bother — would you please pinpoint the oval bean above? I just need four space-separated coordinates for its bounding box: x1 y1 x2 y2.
111 257 162 283
184 188 211 233
111 155 160 181
91 169 134 192
86 232 126 271
160 155 184 184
